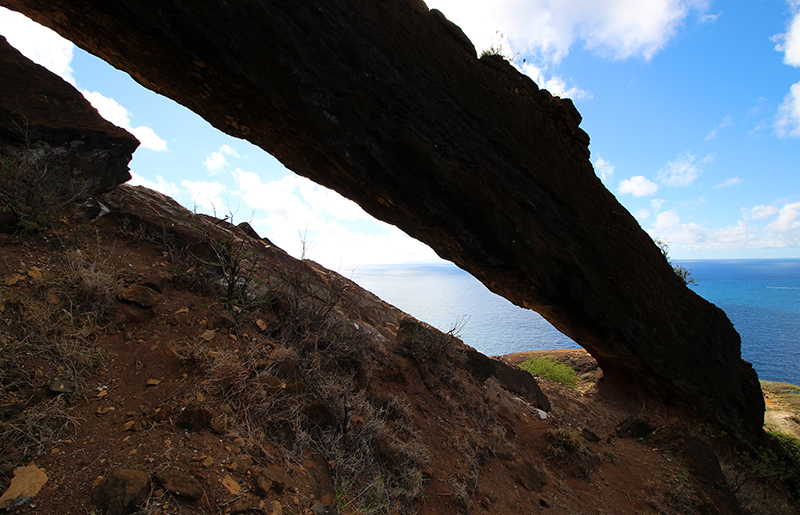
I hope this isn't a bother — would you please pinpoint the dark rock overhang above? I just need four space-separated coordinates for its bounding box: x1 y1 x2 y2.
0 36 138 194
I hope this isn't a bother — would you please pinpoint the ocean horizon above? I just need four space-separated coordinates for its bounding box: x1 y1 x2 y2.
350 258 800 387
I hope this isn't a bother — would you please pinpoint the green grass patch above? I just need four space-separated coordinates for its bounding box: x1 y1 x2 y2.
762 380 800 412
520 356 576 388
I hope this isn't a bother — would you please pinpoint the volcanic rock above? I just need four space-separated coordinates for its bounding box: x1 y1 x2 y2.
156 468 204 500
1 0 763 440
0 36 138 195
92 469 150 515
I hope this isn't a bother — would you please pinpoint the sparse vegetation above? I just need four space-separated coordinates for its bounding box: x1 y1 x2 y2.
2 181 798 515
519 355 577 387
0 142 86 234
545 426 598 478
655 238 696 286
644 455 698 515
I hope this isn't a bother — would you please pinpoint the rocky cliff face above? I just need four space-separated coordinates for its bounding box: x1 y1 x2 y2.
0 36 138 195
1 0 764 440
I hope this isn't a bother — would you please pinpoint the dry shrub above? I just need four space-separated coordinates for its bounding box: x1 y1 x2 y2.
546 426 598 478
0 396 82 458
0 143 87 233
178 306 427 514
642 456 699 515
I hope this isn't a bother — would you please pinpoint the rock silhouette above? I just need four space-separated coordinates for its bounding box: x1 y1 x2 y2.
0 36 138 195
0 0 763 440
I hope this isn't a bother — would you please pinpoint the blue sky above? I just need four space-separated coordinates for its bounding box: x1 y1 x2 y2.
1 1 799 270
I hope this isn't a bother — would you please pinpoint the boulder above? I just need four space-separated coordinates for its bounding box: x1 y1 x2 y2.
0 36 138 195
1 0 763 440
92 469 150 515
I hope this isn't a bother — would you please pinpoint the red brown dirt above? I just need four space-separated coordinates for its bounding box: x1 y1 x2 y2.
0 186 789 515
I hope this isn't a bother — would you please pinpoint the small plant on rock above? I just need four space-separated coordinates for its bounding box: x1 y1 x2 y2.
654 239 696 286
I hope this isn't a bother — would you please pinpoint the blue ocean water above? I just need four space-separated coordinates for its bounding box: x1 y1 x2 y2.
351 259 800 386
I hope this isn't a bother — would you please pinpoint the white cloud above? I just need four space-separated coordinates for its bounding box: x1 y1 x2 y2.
698 11 722 24
294 177 371 222
651 198 666 212
228 170 438 268
775 81 800 137
618 175 658 197
648 201 800 252
655 152 712 187
203 145 241 173
768 201 800 232
220 144 239 157
519 62 590 99
0 7 75 85
713 177 742 189
427 0 707 64
204 152 228 172
634 209 650 221
182 180 227 213
82 91 168 151
593 156 614 184
774 1 800 67
705 115 733 141
128 171 180 197
746 204 779 220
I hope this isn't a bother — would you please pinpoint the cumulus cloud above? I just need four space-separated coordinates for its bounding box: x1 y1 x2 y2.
775 82 800 137
773 1 800 67
203 145 241 173
183 180 227 213
768 201 800 232
82 91 168 151
593 157 614 184
705 115 733 141
655 152 712 187
648 201 800 252
128 172 180 197
519 62 590 99
618 176 658 197
651 198 666 211
713 177 742 189
746 204 780 220
204 152 227 172
228 170 438 267
0 7 75 85
427 0 707 64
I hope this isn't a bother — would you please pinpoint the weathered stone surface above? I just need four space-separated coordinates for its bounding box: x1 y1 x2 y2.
92 469 150 515
156 468 203 500
464 349 551 412
119 284 159 308
1 0 763 440
515 457 548 492
0 462 48 511
0 36 138 195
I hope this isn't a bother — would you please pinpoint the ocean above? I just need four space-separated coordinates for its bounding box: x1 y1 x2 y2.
351 259 800 387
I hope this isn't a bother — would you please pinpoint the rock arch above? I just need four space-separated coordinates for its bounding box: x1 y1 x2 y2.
0 0 764 440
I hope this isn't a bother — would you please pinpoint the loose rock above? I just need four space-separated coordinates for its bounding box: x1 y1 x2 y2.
92 469 150 515
0 462 48 511
156 468 204 500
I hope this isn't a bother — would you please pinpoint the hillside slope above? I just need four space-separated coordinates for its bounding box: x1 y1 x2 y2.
0 184 798 515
